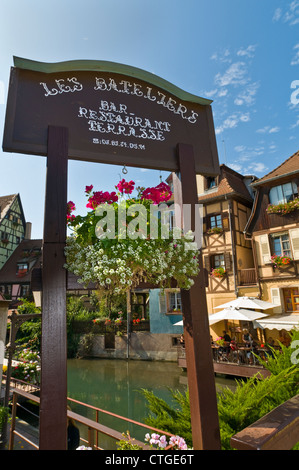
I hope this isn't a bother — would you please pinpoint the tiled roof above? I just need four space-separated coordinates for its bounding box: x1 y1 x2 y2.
252 150 299 185
0 239 42 283
0 194 17 221
197 164 253 202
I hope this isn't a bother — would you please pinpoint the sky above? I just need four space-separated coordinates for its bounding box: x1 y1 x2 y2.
0 0 298 239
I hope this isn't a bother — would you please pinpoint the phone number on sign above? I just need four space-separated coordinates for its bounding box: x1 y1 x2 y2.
92 138 146 150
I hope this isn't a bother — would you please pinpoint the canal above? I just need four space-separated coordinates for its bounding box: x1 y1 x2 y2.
66 358 237 449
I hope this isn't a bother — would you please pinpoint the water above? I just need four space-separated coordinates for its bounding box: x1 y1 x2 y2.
67 358 236 449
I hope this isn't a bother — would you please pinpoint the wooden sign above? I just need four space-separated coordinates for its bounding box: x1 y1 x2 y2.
3 57 219 175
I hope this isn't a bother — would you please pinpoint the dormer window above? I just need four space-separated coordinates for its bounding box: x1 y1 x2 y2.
17 263 28 276
269 182 298 205
206 177 216 189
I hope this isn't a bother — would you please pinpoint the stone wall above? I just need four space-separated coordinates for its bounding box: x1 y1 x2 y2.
79 331 181 361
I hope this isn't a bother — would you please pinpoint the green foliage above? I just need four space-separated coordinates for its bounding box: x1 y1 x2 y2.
142 388 192 448
116 431 143 450
0 406 9 429
14 299 41 351
141 331 299 450
217 366 298 449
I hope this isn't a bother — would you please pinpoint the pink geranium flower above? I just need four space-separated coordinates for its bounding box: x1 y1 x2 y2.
116 179 135 194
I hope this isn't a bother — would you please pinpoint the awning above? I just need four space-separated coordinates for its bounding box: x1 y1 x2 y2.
253 314 299 331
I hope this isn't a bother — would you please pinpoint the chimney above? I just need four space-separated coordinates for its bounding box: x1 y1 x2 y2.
25 222 32 239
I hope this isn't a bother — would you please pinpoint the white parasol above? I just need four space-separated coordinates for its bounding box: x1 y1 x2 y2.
214 296 276 311
208 307 268 325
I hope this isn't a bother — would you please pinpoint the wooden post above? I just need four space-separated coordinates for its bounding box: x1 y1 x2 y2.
39 126 68 450
176 143 221 450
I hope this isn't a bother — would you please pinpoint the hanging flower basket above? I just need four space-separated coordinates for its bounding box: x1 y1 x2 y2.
271 255 293 267
65 179 199 295
266 197 299 215
210 267 226 278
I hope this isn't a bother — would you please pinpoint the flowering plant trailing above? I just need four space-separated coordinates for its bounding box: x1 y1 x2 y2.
271 254 292 267
266 197 299 215
65 179 199 294
210 266 226 278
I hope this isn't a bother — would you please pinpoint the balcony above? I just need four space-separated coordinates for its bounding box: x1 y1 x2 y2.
238 268 257 286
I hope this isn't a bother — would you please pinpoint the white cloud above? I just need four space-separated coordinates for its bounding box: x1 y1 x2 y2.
236 45 257 58
234 82 260 106
272 8 282 22
273 1 299 26
291 43 299 65
215 112 251 134
210 48 231 63
256 125 280 134
227 162 243 172
234 145 246 152
215 62 248 87
269 126 280 133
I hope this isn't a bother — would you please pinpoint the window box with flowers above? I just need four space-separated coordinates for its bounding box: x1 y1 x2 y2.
271 255 293 268
207 227 223 234
65 179 199 299
210 267 226 278
266 197 299 215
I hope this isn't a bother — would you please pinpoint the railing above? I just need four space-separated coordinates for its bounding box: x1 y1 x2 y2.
231 394 299 450
238 268 257 286
8 387 175 450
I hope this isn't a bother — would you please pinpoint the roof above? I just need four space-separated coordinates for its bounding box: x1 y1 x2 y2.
252 149 299 186
0 194 18 222
0 239 42 283
197 164 253 203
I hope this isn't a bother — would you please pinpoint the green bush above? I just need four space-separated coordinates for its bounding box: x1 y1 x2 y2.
142 330 299 450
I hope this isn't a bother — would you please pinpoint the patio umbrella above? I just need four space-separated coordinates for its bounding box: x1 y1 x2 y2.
208 307 268 325
214 296 276 311
175 307 268 326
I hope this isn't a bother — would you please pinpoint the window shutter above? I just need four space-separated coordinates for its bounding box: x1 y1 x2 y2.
159 291 167 314
289 228 299 260
222 214 229 230
270 287 282 313
259 234 271 264
224 252 232 272
204 255 211 273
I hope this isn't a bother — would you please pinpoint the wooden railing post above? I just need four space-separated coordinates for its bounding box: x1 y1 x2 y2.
8 392 18 450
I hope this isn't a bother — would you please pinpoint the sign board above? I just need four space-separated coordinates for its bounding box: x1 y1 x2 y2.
3 57 219 175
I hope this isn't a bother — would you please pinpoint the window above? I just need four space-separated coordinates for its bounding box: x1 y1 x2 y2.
159 290 183 313
269 182 298 205
212 254 225 269
206 177 216 189
283 287 299 312
16 263 28 275
270 233 291 257
20 284 30 297
169 292 182 311
210 214 222 229
1 231 9 241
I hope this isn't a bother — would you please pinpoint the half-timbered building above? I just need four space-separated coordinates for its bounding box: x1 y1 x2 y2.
244 150 299 340
0 194 27 269
197 165 258 333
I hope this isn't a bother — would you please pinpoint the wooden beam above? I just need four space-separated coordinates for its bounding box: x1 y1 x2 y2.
176 143 221 450
39 126 68 450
